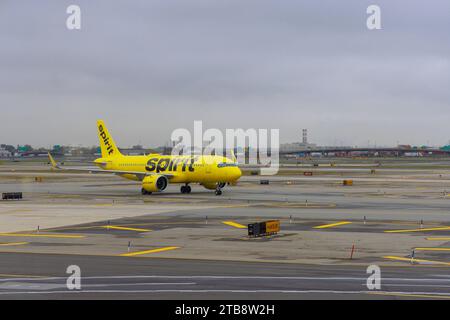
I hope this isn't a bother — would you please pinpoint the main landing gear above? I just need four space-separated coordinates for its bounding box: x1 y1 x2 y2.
215 182 224 196
141 188 152 195
180 185 191 194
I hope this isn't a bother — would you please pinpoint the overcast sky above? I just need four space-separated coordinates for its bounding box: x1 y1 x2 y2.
1 0 449 148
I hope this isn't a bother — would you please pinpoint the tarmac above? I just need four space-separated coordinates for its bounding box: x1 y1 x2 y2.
1 252 450 299
0 159 450 299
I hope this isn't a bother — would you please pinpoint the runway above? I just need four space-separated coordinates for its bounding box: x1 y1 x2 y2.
1 252 450 299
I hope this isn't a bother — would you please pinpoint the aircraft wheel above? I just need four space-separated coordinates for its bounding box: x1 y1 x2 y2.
215 189 222 196
186 186 191 193
141 188 152 195
180 186 186 194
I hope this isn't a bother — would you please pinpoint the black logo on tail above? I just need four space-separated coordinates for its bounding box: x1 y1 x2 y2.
99 125 114 155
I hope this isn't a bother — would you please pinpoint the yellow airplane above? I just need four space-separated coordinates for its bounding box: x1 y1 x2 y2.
48 120 241 195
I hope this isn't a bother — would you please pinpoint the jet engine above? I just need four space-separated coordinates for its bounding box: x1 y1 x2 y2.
142 175 168 194
202 182 226 190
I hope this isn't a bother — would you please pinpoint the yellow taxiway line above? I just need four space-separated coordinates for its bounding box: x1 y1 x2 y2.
120 246 179 257
45 221 199 232
414 248 450 252
426 237 450 241
222 221 247 229
0 233 85 239
384 226 450 233
383 256 450 266
101 226 151 232
313 221 352 229
0 242 29 246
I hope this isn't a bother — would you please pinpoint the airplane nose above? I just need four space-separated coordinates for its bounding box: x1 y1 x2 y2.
230 167 242 181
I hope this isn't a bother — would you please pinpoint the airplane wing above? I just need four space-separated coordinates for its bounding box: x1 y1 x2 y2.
48 153 175 181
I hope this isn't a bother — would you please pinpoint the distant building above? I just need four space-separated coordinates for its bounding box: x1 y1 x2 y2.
280 129 318 152
0 148 12 158
302 129 308 144
119 148 156 156
280 142 317 152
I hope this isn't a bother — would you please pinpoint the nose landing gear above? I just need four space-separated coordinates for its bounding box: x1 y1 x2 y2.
215 182 224 196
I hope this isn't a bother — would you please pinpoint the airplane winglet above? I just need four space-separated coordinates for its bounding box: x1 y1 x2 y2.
48 152 59 169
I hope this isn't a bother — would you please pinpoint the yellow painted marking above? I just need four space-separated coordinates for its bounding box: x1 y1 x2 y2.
368 292 450 300
101 225 151 232
217 204 252 209
313 221 352 229
0 233 84 239
120 246 179 257
386 221 440 227
384 226 450 233
426 237 450 241
0 242 29 246
383 256 450 266
45 221 209 232
414 248 450 252
222 221 247 229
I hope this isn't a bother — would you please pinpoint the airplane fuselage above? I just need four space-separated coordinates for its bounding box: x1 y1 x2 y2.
94 154 241 184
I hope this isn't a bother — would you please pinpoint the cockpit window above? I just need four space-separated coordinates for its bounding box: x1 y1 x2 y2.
217 163 238 168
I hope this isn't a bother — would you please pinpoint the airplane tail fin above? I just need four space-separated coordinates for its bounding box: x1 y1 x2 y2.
97 120 122 158
48 152 59 169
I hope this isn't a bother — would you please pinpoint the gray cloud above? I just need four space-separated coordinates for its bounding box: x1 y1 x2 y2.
0 0 449 147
